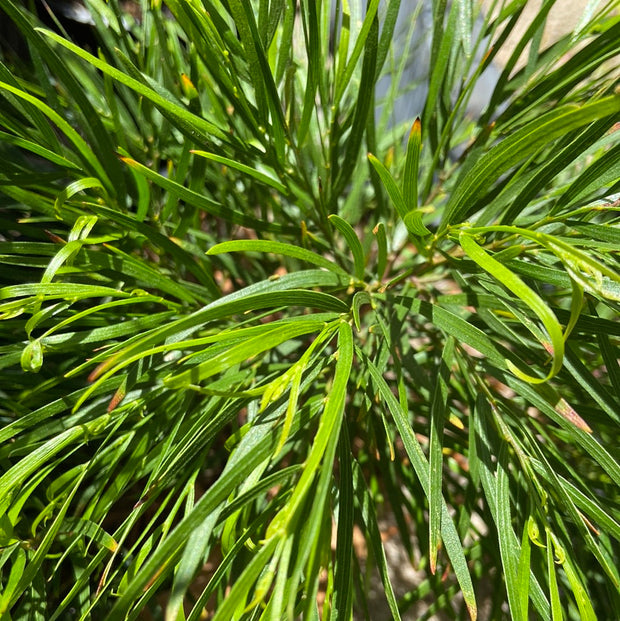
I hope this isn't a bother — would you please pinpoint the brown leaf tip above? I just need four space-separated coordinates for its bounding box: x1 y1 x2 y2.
556 398 592 433
410 117 422 139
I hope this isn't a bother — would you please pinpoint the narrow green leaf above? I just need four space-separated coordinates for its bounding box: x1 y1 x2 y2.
467 224 620 303
507 377 620 484
368 153 407 220
2 471 86 612
83 271 347 383
163 319 326 389
474 397 550 618
191 150 288 194
497 444 522 620
227 0 287 161
0 0 126 193
352 460 402 621
81 204 220 297
383 294 508 368
263 535 294 620
77 291 346 412
373 221 387 281
403 209 431 237
403 118 421 211
328 214 366 279
38 29 230 145
185 468 300 621
60 517 118 552
425 0 458 128
0 283 133 301
273 322 338 455
185 521 260 621
0 415 109 518
297 0 320 146
374 0 402 80
547 529 563 621
460 232 564 383
333 10 378 197
101 243 200 304
531 464 620 540
20 338 43 373
333 424 354 621
0 81 112 191
211 538 279 621
54 178 106 215
108 396 297 617
293 430 342 620
429 336 455 574
351 291 372 332
117 147 150 222
120 157 289 233
0 547 26 613
517 517 533 621
551 536 597 621
267 321 353 539
0 130 80 170
334 0 380 105
524 422 619 587
442 94 620 227
363 352 477 620
207 239 349 276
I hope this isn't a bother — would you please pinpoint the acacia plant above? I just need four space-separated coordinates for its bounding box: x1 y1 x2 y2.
0 0 619 619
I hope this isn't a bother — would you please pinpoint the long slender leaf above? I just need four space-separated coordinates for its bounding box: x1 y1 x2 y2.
442 95 620 227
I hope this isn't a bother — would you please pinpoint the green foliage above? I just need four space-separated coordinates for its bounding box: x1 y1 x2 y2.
0 0 619 619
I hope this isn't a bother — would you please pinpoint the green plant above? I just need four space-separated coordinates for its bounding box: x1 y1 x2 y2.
0 0 619 618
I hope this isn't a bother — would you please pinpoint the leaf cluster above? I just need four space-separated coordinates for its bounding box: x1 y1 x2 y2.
0 0 619 619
